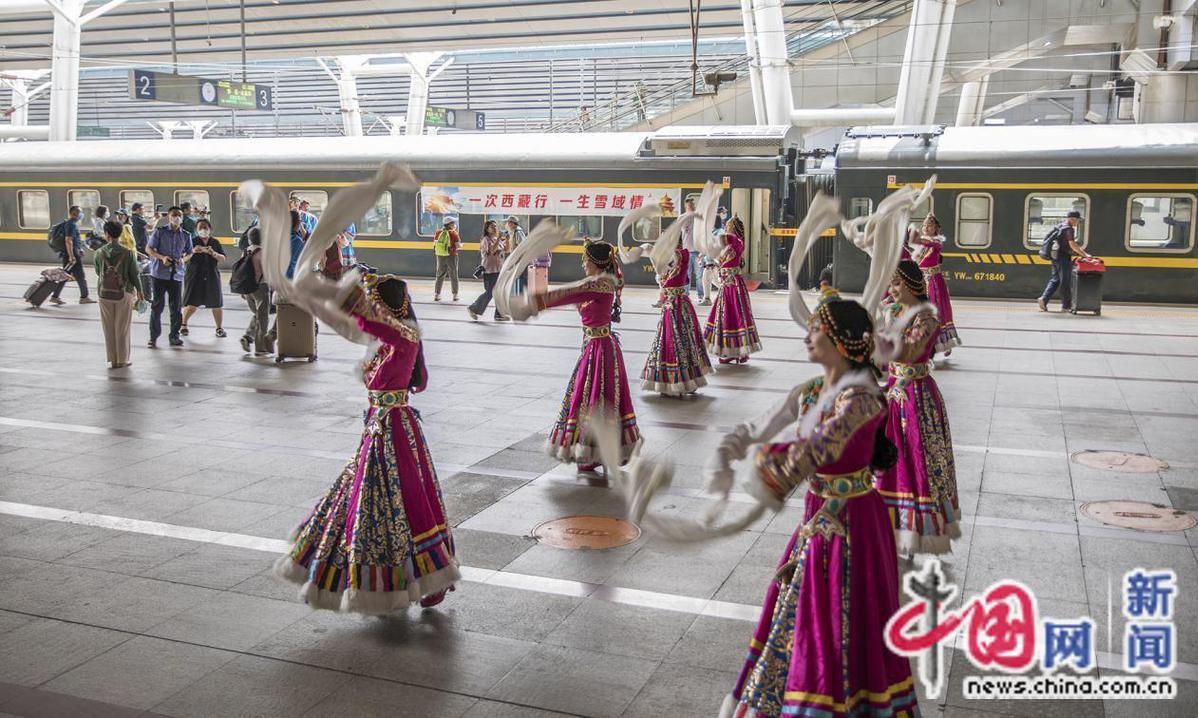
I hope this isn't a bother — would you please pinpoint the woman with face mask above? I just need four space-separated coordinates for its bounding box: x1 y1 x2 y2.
180 218 228 338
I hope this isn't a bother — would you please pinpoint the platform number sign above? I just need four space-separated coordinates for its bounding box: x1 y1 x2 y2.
255 86 273 111
475 112 486 130
132 69 156 100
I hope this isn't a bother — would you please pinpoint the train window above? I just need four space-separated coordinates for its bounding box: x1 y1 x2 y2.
955 194 992 248
230 190 258 233
289 190 327 217
487 213 530 229
357 193 393 236
119 190 153 212
174 190 210 212
1024 194 1088 248
18 190 51 229
1126 194 1194 253
417 198 442 237
849 198 872 218
556 216 602 241
229 191 256 233
631 216 661 243
68 189 101 223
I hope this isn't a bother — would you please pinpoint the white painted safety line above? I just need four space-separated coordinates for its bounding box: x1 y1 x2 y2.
0 500 761 623
4 499 1194 680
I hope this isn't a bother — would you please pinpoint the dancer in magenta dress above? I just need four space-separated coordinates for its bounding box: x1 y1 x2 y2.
512 240 642 476
908 215 960 355
275 275 459 613
643 241 713 395
875 259 960 555
705 216 762 363
721 288 917 718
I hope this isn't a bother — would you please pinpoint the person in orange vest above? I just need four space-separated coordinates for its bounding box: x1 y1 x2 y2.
433 216 461 301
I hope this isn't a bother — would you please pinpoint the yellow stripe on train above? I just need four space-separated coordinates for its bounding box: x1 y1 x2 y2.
942 252 1198 268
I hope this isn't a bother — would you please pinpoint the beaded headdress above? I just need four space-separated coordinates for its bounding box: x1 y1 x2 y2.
810 282 875 365
894 260 927 298
362 272 411 319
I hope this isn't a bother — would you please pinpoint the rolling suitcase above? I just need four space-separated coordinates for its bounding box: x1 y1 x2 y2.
275 301 317 363
1070 257 1105 315
24 268 71 308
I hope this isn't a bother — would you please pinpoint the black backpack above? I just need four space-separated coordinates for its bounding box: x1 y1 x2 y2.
229 249 260 294
46 221 68 252
1038 225 1063 260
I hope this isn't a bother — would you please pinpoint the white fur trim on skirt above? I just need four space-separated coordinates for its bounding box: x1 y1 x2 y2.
642 373 709 395
272 556 461 616
547 435 642 465
711 341 762 360
895 521 962 556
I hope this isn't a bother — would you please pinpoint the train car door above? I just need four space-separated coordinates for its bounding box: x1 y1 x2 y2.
732 187 772 284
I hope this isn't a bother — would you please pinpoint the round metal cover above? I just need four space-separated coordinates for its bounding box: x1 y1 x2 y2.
1080 501 1196 532
1071 451 1168 473
532 515 641 550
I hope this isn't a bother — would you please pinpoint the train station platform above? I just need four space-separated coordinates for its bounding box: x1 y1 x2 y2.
0 261 1195 718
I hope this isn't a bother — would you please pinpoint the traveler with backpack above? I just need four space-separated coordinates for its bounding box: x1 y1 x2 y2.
233 228 273 356
180 218 227 338
47 205 94 305
94 219 144 368
145 206 192 348
432 216 461 301
1037 210 1092 312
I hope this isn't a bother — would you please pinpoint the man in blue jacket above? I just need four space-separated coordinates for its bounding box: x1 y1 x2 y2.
49 205 94 305
145 206 193 347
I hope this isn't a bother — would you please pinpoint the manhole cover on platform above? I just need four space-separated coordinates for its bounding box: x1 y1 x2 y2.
1071 451 1168 473
1080 501 1196 532
532 515 641 550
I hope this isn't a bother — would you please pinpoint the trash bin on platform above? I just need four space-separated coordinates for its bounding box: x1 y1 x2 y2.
1070 256 1105 315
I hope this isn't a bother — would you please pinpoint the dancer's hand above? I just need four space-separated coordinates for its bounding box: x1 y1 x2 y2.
719 424 752 460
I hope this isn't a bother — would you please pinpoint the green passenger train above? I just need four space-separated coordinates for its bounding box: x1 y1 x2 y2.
0 123 1194 302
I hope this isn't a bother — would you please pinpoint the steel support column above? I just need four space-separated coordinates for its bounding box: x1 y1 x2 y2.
894 0 957 125
954 77 988 126
739 0 767 124
44 0 132 142
749 0 794 126
403 52 452 136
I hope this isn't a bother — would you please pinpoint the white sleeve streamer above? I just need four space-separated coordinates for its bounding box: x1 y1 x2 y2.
588 408 771 543
494 220 572 320
786 192 844 327
615 203 662 264
241 163 420 346
691 181 724 258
